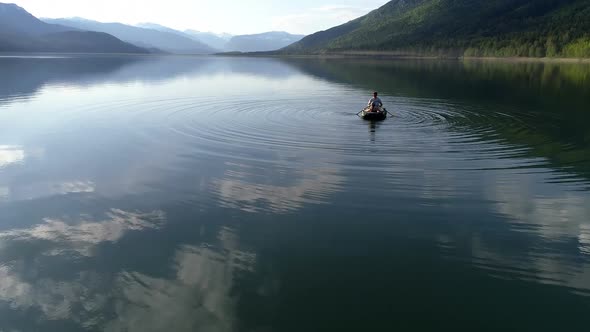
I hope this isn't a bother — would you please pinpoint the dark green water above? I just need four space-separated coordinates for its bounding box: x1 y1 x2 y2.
0 55 589 331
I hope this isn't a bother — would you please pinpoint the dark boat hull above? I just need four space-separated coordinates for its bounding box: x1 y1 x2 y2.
361 108 388 121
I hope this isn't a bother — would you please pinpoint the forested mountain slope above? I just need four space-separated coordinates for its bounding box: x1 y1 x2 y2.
283 0 590 58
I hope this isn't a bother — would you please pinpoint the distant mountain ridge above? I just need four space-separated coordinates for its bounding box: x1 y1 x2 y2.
284 0 590 58
43 18 216 54
0 3 148 53
136 23 304 52
225 31 305 52
183 30 232 51
135 23 230 51
1 2 304 54
0 3 70 35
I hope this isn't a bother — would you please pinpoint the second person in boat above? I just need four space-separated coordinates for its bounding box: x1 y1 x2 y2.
368 91 383 112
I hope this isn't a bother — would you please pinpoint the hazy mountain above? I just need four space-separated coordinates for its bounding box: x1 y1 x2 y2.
184 30 232 51
0 3 71 35
137 23 230 51
283 0 590 58
136 22 181 35
136 23 302 52
225 31 305 52
0 3 148 53
44 18 216 54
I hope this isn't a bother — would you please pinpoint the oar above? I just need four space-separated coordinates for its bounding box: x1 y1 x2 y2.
357 106 370 116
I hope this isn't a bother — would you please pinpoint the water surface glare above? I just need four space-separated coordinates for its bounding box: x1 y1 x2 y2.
0 55 589 331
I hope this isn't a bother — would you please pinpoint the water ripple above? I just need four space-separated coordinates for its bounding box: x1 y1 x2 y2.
49 93 590 191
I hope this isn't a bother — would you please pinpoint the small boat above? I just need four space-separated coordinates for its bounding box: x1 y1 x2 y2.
360 106 388 121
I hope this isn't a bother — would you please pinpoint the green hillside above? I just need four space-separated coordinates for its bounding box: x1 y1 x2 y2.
283 0 590 58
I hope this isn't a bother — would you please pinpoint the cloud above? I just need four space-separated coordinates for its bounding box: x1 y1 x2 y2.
2 180 95 202
106 243 255 332
0 210 257 331
213 164 343 214
488 178 590 241
0 146 24 168
271 4 376 35
0 267 104 322
461 170 590 294
0 209 165 256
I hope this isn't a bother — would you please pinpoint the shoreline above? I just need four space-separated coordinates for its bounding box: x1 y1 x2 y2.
217 51 590 63
2 51 589 63
462 56 590 63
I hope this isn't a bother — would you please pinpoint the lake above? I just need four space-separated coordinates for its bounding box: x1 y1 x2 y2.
0 55 589 331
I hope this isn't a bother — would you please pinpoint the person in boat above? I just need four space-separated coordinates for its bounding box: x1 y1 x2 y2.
367 92 383 112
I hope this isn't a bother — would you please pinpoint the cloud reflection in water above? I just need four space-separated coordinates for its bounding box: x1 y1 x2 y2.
213 162 344 214
107 238 254 332
0 208 254 331
0 146 24 168
467 173 590 295
0 209 165 256
0 209 165 330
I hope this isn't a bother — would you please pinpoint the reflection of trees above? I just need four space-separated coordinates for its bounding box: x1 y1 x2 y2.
0 56 215 105
282 58 590 183
281 58 590 110
0 56 141 101
0 56 300 108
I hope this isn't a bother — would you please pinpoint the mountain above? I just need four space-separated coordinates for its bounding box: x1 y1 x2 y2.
284 0 590 58
44 18 216 54
136 23 231 51
136 22 181 35
0 2 73 35
225 32 305 52
137 23 302 52
184 30 232 51
0 3 148 53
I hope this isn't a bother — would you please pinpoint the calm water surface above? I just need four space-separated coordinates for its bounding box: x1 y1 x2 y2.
0 55 589 331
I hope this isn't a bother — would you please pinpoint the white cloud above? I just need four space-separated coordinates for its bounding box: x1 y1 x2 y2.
105 234 257 332
489 178 590 240
4 180 95 202
0 208 167 328
0 146 24 168
0 186 8 200
271 4 376 35
0 209 165 256
0 211 257 331
459 170 590 294
213 165 343 213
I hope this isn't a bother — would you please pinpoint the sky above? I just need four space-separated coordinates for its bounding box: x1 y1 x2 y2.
10 0 390 35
